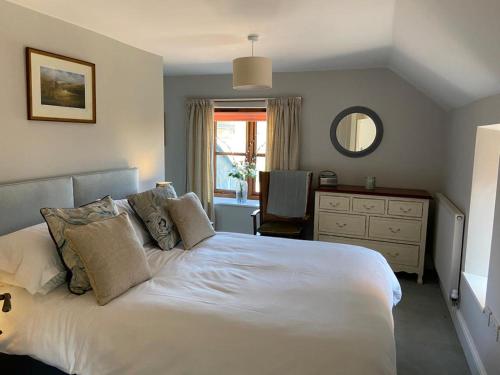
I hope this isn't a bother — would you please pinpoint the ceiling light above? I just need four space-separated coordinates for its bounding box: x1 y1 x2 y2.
232 34 272 90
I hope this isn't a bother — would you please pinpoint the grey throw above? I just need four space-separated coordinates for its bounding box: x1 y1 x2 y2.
267 170 311 218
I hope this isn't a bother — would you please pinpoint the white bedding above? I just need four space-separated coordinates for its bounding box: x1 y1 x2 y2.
0 232 401 375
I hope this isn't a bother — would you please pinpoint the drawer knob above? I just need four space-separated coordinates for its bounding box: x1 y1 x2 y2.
329 202 340 207
335 222 347 228
388 227 401 234
400 207 412 213
388 251 400 257
363 204 375 210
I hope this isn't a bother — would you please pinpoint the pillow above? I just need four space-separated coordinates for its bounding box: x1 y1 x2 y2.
41 196 118 295
113 199 153 246
65 212 152 305
0 222 66 295
0 269 66 295
167 192 215 250
128 186 180 250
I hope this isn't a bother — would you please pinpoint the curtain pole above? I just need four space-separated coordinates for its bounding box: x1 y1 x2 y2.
210 97 302 102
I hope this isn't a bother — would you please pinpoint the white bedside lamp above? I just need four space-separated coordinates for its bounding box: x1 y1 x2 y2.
156 181 172 188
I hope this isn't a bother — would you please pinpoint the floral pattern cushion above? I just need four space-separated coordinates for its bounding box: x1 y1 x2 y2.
41 196 118 295
127 186 180 250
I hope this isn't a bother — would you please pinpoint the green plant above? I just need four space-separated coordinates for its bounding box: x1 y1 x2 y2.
228 160 256 181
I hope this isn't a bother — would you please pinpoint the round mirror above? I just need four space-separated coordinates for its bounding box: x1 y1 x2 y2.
330 106 383 157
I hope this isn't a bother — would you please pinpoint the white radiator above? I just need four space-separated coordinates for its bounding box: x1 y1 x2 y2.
433 193 465 302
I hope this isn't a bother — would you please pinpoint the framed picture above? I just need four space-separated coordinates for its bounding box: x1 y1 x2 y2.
26 48 96 123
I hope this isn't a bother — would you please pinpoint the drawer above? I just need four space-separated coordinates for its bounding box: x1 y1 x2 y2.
319 195 350 211
318 235 419 267
352 197 385 214
369 217 421 243
318 212 365 237
388 200 423 218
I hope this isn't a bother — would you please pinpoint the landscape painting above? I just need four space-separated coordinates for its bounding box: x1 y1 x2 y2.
40 66 85 109
26 48 96 123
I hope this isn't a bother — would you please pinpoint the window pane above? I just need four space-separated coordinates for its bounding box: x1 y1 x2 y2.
254 156 266 193
256 121 267 154
216 155 246 191
216 121 247 153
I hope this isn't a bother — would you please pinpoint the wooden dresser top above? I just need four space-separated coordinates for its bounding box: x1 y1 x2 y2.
315 185 432 200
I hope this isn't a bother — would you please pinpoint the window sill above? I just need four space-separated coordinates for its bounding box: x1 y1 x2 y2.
213 196 259 208
463 272 487 309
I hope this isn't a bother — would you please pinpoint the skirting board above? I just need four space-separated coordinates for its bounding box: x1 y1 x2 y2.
439 281 487 375
451 309 487 375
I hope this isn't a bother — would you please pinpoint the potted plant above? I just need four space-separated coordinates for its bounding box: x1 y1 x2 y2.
228 161 256 203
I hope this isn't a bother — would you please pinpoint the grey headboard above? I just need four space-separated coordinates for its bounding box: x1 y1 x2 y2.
73 168 139 207
0 168 139 235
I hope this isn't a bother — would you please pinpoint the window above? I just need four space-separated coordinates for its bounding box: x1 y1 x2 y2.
214 108 267 199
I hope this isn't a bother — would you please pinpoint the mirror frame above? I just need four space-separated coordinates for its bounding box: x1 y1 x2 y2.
330 106 383 158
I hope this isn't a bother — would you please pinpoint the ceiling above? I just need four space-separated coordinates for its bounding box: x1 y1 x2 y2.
7 0 500 109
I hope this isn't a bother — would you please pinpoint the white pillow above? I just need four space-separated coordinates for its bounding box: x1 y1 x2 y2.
114 199 153 246
0 269 66 295
0 222 66 295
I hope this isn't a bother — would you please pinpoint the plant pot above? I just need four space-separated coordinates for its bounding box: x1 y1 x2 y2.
236 180 248 203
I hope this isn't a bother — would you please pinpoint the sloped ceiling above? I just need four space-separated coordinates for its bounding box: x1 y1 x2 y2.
6 0 500 109
391 0 500 109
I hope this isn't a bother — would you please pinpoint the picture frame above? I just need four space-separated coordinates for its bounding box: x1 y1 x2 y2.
26 47 96 123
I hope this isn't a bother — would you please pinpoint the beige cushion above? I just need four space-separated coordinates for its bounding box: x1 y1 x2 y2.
113 199 153 246
65 212 152 305
167 192 215 250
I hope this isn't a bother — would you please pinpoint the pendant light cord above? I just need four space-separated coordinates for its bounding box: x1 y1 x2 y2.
247 34 258 57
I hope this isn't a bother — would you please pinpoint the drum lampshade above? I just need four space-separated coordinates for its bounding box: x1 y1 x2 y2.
232 56 272 90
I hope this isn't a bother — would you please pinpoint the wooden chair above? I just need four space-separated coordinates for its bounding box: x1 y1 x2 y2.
251 171 313 239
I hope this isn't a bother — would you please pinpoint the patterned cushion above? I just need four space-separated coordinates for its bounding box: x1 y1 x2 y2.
41 196 118 295
127 186 180 250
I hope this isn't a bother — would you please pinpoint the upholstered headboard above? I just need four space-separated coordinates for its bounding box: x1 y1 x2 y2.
0 168 139 236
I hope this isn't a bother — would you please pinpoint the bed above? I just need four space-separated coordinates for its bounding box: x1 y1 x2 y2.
0 168 401 375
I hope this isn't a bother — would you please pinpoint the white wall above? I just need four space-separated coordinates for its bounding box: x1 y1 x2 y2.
0 1 165 190
214 202 258 234
486 162 500 326
443 93 500 374
164 69 446 196
443 93 500 213
465 126 500 277
458 280 500 374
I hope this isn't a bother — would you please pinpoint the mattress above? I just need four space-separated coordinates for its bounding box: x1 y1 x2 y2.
0 232 401 375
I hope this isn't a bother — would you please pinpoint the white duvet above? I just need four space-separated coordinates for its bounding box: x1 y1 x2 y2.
0 232 401 375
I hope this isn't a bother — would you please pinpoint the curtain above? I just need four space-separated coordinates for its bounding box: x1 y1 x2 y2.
266 97 302 170
186 99 215 220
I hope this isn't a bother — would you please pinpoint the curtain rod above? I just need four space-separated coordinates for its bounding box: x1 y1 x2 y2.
211 97 302 102
213 98 270 101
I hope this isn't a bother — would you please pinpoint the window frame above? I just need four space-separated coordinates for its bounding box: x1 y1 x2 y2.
214 108 266 200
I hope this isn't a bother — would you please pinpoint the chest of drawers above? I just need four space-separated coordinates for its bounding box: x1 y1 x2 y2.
313 185 431 283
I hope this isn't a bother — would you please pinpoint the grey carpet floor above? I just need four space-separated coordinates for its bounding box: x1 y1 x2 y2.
394 273 470 375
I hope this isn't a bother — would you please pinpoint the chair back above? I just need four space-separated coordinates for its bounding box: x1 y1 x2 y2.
258 171 313 224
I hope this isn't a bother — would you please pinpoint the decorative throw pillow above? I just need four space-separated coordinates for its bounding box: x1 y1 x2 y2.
113 199 153 246
127 186 180 250
41 196 118 295
65 212 152 306
167 192 215 250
